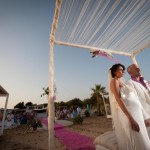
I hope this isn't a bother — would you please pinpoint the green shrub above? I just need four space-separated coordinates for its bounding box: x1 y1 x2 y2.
72 115 84 124
28 118 42 128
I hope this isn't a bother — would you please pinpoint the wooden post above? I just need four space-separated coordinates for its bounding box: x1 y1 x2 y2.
48 41 54 150
0 95 9 135
48 0 62 148
131 55 138 65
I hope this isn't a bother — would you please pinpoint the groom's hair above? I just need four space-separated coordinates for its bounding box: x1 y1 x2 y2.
127 64 137 74
127 65 132 74
110 63 125 78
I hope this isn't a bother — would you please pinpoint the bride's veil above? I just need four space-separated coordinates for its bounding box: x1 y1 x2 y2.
108 69 125 149
108 69 117 129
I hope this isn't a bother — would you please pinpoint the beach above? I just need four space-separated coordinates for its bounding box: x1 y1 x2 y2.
0 115 112 150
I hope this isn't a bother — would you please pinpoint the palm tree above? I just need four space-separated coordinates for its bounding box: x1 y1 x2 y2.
91 84 108 116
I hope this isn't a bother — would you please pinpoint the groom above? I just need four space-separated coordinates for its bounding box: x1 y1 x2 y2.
126 64 150 128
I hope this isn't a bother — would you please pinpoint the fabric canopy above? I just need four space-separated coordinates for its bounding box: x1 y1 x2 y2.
51 0 150 57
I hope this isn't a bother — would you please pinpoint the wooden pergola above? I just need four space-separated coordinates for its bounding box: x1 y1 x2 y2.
48 0 150 149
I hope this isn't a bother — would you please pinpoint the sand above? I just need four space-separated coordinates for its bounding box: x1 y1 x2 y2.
0 115 112 150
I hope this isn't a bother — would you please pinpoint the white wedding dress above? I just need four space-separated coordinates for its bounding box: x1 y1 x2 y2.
110 83 150 150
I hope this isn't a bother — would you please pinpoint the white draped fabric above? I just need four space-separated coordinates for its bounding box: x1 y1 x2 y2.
54 0 150 56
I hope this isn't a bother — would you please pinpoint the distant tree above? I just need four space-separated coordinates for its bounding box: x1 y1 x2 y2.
91 84 108 116
67 98 83 108
82 97 97 109
25 102 33 107
82 98 90 108
89 95 97 107
58 101 66 107
54 101 68 110
14 102 25 109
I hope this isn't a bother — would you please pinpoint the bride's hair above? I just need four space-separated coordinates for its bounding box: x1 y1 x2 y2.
110 63 125 78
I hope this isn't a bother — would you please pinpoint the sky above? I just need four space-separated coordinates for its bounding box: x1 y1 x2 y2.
0 0 150 109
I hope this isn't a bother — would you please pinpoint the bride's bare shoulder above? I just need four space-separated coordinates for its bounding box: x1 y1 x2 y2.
110 78 118 84
110 78 119 87
110 78 120 92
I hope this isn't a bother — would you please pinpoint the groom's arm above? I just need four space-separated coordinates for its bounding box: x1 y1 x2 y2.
127 80 150 121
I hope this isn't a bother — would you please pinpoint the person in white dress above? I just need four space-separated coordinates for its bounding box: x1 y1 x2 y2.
109 63 150 150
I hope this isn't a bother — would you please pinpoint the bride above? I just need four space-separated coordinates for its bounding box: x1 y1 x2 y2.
109 63 150 150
